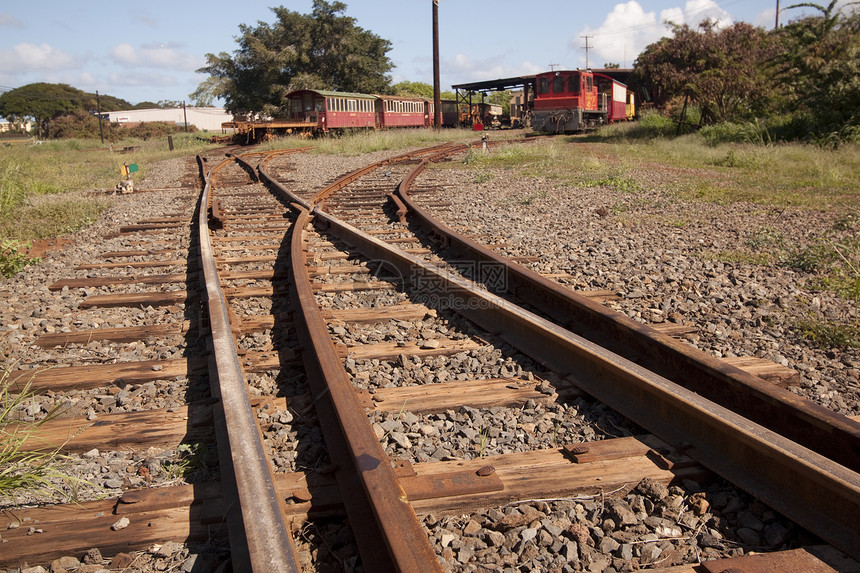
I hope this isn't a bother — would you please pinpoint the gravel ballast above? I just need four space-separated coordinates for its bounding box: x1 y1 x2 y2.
1 141 857 572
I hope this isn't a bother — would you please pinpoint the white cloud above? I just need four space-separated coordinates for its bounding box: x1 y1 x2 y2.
0 43 77 73
574 1 666 68
445 52 544 85
754 8 777 28
669 0 733 28
109 42 201 71
575 0 734 68
0 13 23 27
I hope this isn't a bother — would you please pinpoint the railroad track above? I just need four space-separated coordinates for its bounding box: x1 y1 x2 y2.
1 141 858 572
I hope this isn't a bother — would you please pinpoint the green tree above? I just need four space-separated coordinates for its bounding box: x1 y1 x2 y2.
633 21 777 124
196 0 393 117
392 81 433 98
0 83 131 137
156 100 184 109
188 77 226 107
775 2 860 137
0 83 84 137
391 81 454 100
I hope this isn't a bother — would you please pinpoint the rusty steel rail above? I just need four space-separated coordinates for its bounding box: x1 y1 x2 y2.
258 143 860 562
254 142 860 563
395 157 860 474
258 148 454 572
288 208 443 573
195 155 301 572
308 205 860 562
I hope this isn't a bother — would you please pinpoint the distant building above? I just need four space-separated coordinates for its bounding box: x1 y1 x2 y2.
0 119 32 133
101 107 233 131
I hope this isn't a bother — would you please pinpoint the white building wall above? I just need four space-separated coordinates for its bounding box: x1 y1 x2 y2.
105 107 232 131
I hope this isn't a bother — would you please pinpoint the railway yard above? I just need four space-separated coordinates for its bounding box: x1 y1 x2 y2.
0 135 858 572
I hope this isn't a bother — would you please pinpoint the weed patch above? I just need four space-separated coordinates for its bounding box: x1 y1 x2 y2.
0 239 39 277
793 317 860 348
0 369 80 504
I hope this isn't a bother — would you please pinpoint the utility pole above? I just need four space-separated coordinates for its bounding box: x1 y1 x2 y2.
432 0 441 129
548 63 560 71
775 0 780 28
581 35 594 69
96 90 104 144
183 100 188 133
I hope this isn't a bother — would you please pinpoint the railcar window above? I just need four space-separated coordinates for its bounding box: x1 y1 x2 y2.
586 76 593 91
348 100 356 112
538 78 549 94
303 94 312 112
568 76 578 93
292 99 302 114
553 76 565 93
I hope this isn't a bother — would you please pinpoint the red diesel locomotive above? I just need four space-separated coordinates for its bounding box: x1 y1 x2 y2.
531 69 631 133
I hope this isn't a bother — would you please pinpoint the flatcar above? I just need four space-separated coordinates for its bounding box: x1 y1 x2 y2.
531 69 630 133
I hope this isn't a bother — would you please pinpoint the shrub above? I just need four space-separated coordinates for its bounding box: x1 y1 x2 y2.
0 239 38 277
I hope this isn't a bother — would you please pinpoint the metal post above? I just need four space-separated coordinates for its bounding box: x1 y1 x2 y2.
183 101 188 133
581 36 593 69
775 0 780 28
432 0 441 129
96 90 104 144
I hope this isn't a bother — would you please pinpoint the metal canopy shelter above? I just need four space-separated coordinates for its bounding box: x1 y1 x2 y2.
451 75 536 126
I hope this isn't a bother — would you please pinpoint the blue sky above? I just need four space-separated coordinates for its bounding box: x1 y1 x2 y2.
0 1 840 106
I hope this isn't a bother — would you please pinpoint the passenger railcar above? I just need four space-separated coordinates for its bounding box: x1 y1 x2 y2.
531 70 629 133
285 89 377 132
231 91 470 141
376 95 428 128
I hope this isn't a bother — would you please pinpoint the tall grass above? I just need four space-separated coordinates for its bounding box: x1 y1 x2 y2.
0 368 76 503
0 134 215 242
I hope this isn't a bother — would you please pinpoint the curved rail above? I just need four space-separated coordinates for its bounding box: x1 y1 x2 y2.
263 144 860 562
196 155 301 572
260 147 451 572
309 204 860 562
395 155 860 473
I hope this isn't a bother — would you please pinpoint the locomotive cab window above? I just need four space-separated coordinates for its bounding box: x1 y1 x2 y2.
586 76 593 91
538 78 549 94
568 75 579 93
553 75 565 94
